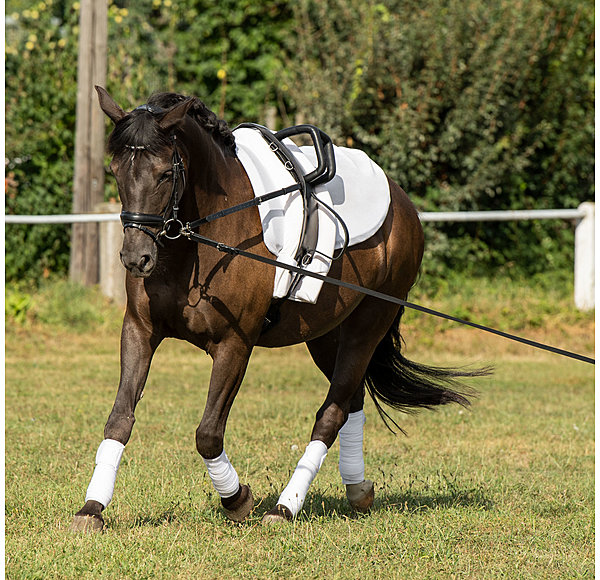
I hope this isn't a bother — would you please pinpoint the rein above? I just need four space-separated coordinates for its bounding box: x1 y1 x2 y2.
180 228 595 366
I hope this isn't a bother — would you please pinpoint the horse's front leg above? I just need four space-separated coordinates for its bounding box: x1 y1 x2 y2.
196 340 254 522
72 313 161 532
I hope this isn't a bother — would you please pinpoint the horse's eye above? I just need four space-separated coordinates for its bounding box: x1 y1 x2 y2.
158 170 172 185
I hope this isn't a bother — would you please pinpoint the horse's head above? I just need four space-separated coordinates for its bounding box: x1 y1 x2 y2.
96 86 194 278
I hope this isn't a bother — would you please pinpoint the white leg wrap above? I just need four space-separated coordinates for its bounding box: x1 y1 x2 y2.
278 440 328 516
203 450 240 499
338 410 366 485
85 439 125 508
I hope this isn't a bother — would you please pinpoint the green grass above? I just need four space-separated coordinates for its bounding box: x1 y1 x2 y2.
5 277 595 578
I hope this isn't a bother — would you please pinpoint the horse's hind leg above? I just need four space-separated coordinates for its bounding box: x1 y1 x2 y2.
304 332 374 513
338 394 375 513
72 313 161 532
263 299 400 523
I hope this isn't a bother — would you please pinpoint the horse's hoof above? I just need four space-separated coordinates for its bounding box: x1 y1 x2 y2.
222 484 254 522
71 514 104 533
346 479 374 513
261 504 293 525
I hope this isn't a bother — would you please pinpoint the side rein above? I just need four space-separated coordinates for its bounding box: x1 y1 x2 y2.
119 105 187 247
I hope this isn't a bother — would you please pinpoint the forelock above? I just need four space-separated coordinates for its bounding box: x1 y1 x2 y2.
108 110 171 156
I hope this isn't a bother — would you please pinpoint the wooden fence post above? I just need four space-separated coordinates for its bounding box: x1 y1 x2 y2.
69 0 108 285
96 203 126 305
574 202 595 311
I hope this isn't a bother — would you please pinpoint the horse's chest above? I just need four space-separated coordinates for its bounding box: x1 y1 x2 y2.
177 286 242 343
181 303 211 338
143 279 214 344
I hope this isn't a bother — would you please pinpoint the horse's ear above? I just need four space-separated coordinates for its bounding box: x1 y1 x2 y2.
95 86 126 124
158 98 195 131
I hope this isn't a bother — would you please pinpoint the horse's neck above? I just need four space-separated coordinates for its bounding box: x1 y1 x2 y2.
184 126 256 235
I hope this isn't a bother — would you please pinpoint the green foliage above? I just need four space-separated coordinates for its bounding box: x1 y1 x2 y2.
5 279 123 332
5 286 34 324
5 0 594 283
408 268 591 336
286 0 594 276
5 0 293 282
5 1 80 280
102 0 292 122
29 279 118 330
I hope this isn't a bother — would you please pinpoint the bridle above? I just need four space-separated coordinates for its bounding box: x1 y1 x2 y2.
119 105 187 247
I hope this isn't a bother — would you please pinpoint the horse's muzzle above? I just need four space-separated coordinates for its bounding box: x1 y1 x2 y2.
120 229 158 277
120 250 156 277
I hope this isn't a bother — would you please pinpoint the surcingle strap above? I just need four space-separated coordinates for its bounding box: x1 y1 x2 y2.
235 123 327 276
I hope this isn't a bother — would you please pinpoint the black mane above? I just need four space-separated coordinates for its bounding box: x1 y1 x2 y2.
108 92 237 156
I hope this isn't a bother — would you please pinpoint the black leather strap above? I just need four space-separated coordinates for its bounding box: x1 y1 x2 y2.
183 228 595 366
234 123 319 289
120 212 165 227
187 184 300 231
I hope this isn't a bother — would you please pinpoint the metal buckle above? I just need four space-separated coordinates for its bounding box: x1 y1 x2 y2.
301 252 314 266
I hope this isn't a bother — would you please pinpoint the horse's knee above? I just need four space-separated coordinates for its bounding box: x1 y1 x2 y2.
195 425 223 459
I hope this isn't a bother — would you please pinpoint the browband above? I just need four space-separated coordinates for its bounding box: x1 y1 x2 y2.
133 104 165 114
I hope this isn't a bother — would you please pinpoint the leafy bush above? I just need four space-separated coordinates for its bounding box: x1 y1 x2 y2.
5 2 80 280
285 0 594 277
5 0 594 283
5 286 33 325
101 0 292 121
5 0 292 282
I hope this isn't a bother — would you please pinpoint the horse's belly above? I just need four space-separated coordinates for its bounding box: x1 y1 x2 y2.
256 300 359 347
256 240 387 347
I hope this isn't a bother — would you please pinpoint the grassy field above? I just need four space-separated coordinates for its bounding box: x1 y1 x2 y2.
5 277 595 578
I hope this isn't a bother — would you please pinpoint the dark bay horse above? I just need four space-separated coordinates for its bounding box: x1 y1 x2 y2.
72 87 480 531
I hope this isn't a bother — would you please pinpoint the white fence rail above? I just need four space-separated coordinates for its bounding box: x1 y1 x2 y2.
420 203 595 311
5 203 595 310
419 208 586 222
5 213 120 224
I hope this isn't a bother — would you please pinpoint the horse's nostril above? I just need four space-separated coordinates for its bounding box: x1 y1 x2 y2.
119 250 155 277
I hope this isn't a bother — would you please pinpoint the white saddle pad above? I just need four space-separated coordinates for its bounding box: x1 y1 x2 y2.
234 126 390 303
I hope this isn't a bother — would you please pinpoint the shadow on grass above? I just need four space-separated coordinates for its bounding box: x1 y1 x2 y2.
256 483 493 522
119 477 493 528
132 508 180 528
376 488 494 513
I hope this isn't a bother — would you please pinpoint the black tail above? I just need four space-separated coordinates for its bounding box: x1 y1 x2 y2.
364 307 492 432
